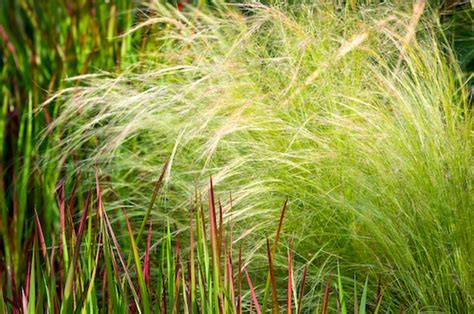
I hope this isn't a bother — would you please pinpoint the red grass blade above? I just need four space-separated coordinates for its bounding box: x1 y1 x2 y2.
185 259 192 314
322 273 332 314
24 256 32 300
58 182 65 257
218 199 224 258
209 176 221 307
227 252 237 312
263 200 289 312
67 179 78 216
273 200 288 254
375 277 381 302
297 265 308 314
172 240 181 314
224 247 228 295
245 269 262 314
77 192 91 240
69 191 91 267
287 244 293 314
33 208 47 260
21 289 27 314
374 284 384 312
237 246 242 314
265 238 279 313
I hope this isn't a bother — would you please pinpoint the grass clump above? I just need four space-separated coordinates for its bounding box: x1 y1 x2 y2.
3 172 374 313
0 0 147 287
48 1 473 312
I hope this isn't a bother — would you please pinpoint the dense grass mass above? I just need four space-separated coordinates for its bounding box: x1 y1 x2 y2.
0 0 143 284
47 1 473 312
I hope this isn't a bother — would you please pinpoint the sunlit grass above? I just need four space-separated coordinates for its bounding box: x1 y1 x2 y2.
48 1 473 312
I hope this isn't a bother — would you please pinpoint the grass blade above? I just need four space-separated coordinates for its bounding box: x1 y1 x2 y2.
62 191 91 312
337 264 347 314
136 160 169 246
286 245 293 314
245 269 262 314
143 222 153 287
359 277 369 314
265 238 279 314
33 208 48 263
122 208 151 314
263 200 288 312
297 265 308 314
322 273 331 314
208 177 220 310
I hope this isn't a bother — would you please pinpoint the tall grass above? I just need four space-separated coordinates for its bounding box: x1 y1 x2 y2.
48 1 473 312
3 171 379 313
0 0 148 294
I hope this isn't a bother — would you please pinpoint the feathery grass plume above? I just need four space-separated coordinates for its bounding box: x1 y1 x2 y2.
47 1 473 311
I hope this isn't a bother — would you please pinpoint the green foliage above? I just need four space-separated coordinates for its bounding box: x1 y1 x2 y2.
0 0 145 290
50 2 473 312
1 0 473 313
2 173 369 313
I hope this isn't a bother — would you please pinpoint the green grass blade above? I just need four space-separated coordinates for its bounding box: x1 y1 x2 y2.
359 277 369 314
123 208 150 314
